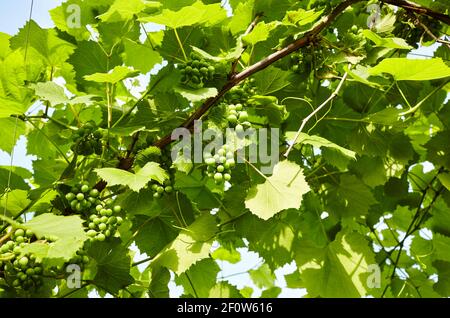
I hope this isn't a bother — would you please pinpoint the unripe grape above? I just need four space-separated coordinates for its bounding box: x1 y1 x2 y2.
165 186 173 193
214 173 223 182
96 233 106 242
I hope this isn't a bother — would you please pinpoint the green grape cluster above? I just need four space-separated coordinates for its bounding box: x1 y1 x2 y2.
204 145 235 184
224 103 251 132
343 25 366 53
290 51 313 74
179 52 216 88
86 200 123 242
71 121 103 156
225 79 257 105
65 181 101 213
150 179 173 198
0 229 43 291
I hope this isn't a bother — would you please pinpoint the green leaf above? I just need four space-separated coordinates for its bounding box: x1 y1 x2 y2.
68 40 122 87
175 258 220 297
87 239 134 294
19 213 88 264
328 174 377 217
191 45 242 62
149 267 170 298
140 1 226 28
208 282 242 298
49 0 95 41
252 66 291 95
0 32 11 59
0 118 25 153
282 8 323 27
249 263 275 288
95 162 168 192
369 58 450 81
174 86 218 103
296 230 376 297
286 132 356 159
362 30 412 49
245 161 310 220
0 97 30 117
242 21 280 46
228 0 254 35
434 233 450 262
98 0 160 22
0 166 31 192
122 38 162 73
211 247 241 264
0 190 30 217
261 286 282 298
10 20 74 66
175 170 221 210
84 66 140 83
151 214 216 275
284 271 303 288
433 261 450 297
33 81 68 107
132 215 179 258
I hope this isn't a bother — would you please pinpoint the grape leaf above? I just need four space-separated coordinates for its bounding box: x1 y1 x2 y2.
369 58 450 81
87 239 134 294
140 1 226 28
245 161 310 220
84 66 140 83
295 230 376 297
95 162 168 192
151 214 216 275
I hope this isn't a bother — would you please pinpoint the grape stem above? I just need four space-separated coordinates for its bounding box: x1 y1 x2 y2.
283 71 348 158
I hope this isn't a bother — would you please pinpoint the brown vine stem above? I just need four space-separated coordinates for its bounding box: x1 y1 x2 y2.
94 0 449 191
414 16 450 49
283 71 348 158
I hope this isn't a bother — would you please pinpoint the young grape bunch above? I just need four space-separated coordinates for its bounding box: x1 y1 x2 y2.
224 102 252 132
0 228 43 291
225 79 257 106
150 179 173 198
290 51 312 74
204 145 235 184
65 181 101 213
71 121 103 156
86 199 123 242
178 52 216 88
